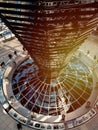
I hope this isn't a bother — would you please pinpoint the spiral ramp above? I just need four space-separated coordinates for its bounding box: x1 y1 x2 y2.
0 1 98 130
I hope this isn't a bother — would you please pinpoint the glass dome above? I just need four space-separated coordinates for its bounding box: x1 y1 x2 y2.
12 55 93 115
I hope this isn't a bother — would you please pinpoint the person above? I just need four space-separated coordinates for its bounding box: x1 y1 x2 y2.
0 61 5 68
12 61 17 66
17 122 22 130
14 50 17 56
8 53 17 65
85 101 91 109
23 47 26 51
61 114 65 121
8 54 13 59
61 114 69 130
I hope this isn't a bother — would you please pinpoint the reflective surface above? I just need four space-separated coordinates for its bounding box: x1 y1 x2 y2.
0 1 98 79
12 56 93 115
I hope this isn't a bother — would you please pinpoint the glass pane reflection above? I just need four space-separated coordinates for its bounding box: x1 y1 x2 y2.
12 56 93 115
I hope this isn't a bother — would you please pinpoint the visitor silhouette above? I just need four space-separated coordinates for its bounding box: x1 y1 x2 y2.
17 122 22 130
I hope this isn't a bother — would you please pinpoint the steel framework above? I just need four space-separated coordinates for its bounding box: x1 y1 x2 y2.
0 0 98 115
0 0 98 80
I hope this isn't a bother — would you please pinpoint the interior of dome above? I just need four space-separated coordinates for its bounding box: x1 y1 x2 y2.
0 1 98 130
